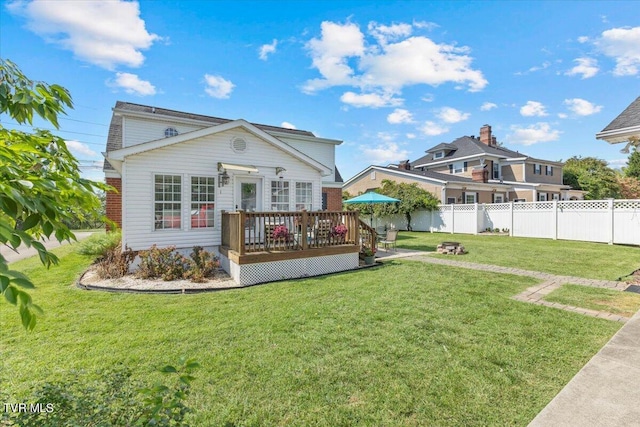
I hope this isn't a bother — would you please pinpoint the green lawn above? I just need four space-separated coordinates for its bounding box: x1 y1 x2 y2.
396 231 640 280
1 243 624 426
544 284 640 318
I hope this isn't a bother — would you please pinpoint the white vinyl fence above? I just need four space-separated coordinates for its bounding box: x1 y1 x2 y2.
377 199 640 245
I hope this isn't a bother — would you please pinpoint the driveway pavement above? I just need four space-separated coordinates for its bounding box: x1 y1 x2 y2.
1 231 96 263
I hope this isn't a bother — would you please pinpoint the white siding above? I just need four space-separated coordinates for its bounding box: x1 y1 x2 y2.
123 117 206 147
123 128 323 251
279 136 336 181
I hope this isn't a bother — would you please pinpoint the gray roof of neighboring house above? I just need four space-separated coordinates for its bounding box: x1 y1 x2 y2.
425 142 457 153
394 167 478 183
601 96 640 132
104 101 318 171
413 136 525 166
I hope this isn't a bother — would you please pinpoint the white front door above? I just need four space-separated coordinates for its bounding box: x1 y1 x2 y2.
235 177 262 212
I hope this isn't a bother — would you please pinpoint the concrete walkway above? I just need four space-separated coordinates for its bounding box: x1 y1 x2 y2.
1 231 96 263
374 250 640 426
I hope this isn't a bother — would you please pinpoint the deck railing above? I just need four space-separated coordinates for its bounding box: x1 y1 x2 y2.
221 210 371 255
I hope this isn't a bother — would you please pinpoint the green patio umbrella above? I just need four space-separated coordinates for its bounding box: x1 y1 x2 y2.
344 191 400 226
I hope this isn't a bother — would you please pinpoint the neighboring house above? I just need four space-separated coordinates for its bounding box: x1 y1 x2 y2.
344 125 580 203
596 95 640 153
103 102 357 285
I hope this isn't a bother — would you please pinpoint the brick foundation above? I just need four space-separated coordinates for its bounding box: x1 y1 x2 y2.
323 187 343 211
105 177 122 231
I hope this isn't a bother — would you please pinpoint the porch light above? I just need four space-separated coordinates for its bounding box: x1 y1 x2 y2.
217 162 230 187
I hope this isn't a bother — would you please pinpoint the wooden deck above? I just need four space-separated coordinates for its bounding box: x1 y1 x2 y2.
220 210 376 265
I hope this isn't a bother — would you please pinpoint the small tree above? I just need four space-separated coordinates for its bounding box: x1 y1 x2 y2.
1 59 110 329
375 180 439 231
624 147 640 180
563 156 621 200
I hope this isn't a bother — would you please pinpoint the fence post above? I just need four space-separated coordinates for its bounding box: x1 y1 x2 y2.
474 203 479 235
509 201 514 237
608 198 614 245
552 200 558 240
451 205 455 234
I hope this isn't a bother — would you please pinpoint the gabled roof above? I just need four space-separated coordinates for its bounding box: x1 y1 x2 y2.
105 119 333 176
413 135 562 167
601 96 640 132
104 101 340 172
413 136 524 167
596 96 640 144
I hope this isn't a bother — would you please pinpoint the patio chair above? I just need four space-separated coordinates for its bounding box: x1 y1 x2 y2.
379 230 398 252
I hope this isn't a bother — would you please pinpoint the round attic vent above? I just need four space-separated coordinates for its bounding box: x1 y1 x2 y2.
164 127 179 138
231 137 247 153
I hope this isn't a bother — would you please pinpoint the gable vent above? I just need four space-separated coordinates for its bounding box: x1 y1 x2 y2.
164 127 179 138
231 137 247 153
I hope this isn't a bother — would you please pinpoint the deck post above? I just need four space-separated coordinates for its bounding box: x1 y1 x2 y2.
301 210 308 250
238 210 246 255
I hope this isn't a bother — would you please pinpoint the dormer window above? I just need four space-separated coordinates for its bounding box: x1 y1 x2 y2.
164 127 179 138
534 163 541 175
434 151 444 159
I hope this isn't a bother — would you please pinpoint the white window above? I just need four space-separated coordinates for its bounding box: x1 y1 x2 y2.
494 194 504 203
295 182 313 211
465 193 476 204
552 193 560 201
271 180 290 211
452 161 467 174
447 197 456 204
493 162 500 179
546 165 553 176
370 171 376 180
190 176 215 228
538 193 548 201
154 175 182 230
434 151 444 159
534 164 541 175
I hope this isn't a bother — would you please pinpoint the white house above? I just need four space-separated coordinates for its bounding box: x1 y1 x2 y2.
596 95 640 153
103 102 361 285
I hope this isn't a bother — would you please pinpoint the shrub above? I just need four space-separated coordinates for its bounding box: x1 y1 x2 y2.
95 242 136 279
137 245 188 281
77 231 122 256
184 246 219 283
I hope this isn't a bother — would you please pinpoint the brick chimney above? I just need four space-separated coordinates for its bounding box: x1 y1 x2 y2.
398 160 411 170
480 124 493 146
472 165 489 183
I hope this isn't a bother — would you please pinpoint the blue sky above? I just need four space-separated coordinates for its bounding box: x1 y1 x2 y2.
1 0 639 183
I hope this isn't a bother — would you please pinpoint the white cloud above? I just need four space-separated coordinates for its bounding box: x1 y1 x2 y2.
594 26 640 76
303 20 487 99
564 98 602 116
506 123 561 146
367 21 412 45
340 91 403 108
520 101 548 117
413 20 439 30
303 21 365 93
387 108 415 124
578 36 590 43
204 74 235 99
480 102 497 111
66 140 97 157
421 93 435 103
7 0 159 70
281 121 296 129
406 133 416 139
558 113 568 119
607 158 628 169
437 107 469 124
418 121 449 136
360 138 410 164
565 57 599 79
259 39 278 60
109 72 156 96
529 61 551 72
